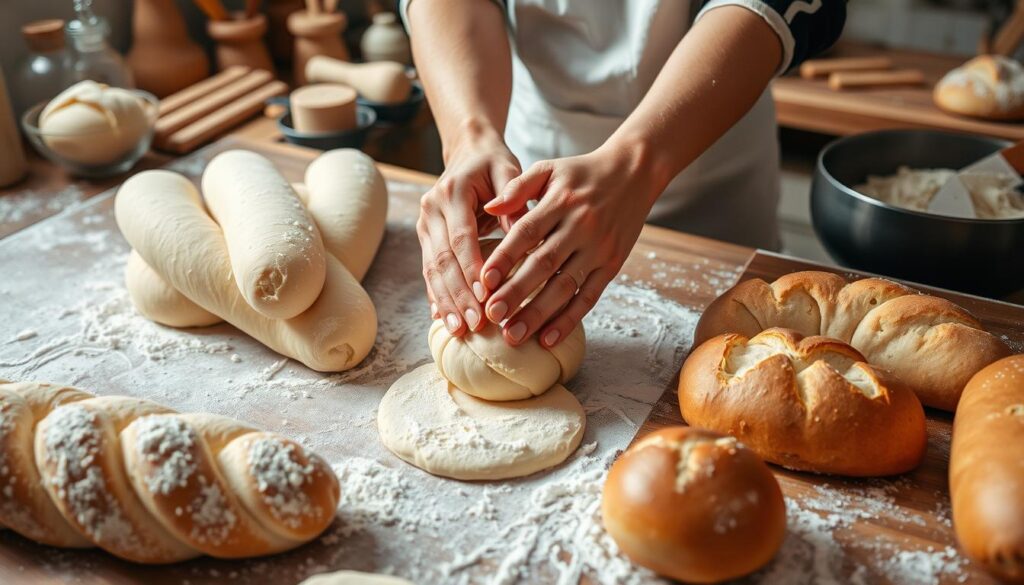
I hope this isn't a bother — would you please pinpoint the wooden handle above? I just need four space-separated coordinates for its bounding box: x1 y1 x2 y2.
324 0 338 12
158 66 251 117
992 1 1024 56
800 56 893 79
155 70 274 141
828 69 926 90
305 0 321 14
193 0 229 21
160 81 288 154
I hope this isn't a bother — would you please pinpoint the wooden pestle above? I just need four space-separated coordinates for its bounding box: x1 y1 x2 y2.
305 56 411 104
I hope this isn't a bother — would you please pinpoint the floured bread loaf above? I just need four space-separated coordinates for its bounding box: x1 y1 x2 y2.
680 328 927 476
935 55 1024 120
0 380 339 563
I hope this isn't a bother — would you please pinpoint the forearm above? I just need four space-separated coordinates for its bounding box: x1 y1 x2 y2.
605 5 782 202
406 0 513 160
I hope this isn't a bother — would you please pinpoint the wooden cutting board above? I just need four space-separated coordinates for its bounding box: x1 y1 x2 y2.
639 249 1024 585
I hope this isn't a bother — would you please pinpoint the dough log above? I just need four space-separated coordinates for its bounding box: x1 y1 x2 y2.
115 169 376 372
0 381 339 563
202 150 327 320
124 249 222 328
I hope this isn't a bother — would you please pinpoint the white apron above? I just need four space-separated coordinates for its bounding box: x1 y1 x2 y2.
503 0 781 249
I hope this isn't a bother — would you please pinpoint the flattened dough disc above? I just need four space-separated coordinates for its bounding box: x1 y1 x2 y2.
377 364 586 480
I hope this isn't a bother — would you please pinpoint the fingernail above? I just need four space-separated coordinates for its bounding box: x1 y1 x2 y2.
446 313 460 332
484 196 503 210
483 269 502 290
488 300 508 322
472 281 486 302
431 303 438 318
507 321 527 343
465 308 481 330
543 329 560 347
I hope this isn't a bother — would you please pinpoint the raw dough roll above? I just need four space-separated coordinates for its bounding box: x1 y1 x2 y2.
300 571 414 585
303 149 389 281
115 169 376 372
428 320 585 401
202 150 327 319
124 249 222 328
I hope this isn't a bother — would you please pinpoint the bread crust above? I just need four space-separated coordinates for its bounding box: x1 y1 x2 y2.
679 328 927 476
934 55 1024 121
950 355 1024 584
695 271 1009 410
601 427 785 583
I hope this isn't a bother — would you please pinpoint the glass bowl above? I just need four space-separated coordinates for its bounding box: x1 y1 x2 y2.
21 89 159 178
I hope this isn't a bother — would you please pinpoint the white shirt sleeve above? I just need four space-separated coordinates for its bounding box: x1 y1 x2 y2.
694 0 798 76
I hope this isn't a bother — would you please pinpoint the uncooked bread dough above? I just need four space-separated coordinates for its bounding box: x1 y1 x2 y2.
202 150 327 320
428 320 585 401
300 570 414 585
856 165 1024 219
39 80 151 166
124 250 221 328
115 169 376 372
377 364 586 480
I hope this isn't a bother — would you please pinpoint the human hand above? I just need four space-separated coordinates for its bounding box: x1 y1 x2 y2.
479 142 668 347
417 127 522 336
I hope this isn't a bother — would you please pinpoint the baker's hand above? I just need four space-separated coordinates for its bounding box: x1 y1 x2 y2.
480 144 665 347
417 129 522 335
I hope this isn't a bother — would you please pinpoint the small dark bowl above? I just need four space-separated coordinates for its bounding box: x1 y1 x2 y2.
276 104 376 150
811 129 1024 298
357 84 425 125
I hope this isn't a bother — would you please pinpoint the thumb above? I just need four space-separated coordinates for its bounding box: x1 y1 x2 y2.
484 162 551 216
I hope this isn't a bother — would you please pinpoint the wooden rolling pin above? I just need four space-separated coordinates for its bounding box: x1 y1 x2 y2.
155 69 274 141
158 66 251 116
800 56 893 79
828 69 925 90
161 80 287 153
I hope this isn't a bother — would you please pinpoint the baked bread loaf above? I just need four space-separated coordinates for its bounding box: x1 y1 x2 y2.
696 271 1009 411
0 380 339 563
601 427 785 583
680 328 927 476
934 55 1024 121
950 355 1024 584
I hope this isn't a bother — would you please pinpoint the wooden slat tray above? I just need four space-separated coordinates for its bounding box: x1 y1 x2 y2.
639 249 1024 585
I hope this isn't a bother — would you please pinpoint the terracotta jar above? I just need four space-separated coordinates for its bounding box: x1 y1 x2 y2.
360 12 410 65
207 13 275 73
127 0 209 97
288 11 349 85
266 0 304 66
0 66 27 187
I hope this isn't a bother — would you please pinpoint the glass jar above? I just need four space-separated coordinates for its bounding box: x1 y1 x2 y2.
12 19 71 120
66 5 134 88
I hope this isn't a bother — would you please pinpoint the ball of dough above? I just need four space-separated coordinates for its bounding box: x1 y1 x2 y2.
602 427 786 584
377 364 586 480
428 320 585 401
300 571 413 585
39 81 150 166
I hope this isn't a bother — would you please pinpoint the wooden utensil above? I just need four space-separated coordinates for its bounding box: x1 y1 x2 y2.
828 69 926 90
245 0 260 18
155 69 274 141
193 0 228 21
992 0 1024 56
161 81 288 153
305 0 320 14
158 65 251 116
800 56 893 79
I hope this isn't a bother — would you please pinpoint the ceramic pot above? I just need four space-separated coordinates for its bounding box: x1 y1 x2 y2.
360 12 410 65
288 11 349 86
127 0 209 97
207 13 275 73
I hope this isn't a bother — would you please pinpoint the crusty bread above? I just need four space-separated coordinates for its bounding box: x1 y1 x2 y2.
695 271 1010 411
950 355 1024 584
601 427 785 584
0 381 339 564
934 55 1024 121
679 328 927 476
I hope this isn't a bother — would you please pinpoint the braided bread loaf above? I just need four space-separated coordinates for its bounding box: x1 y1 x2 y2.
0 381 339 563
695 271 1010 411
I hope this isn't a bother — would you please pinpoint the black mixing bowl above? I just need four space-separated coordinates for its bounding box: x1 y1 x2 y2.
811 129 1024 298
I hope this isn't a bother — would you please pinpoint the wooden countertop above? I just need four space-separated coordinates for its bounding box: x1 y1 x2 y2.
772 41 1024 140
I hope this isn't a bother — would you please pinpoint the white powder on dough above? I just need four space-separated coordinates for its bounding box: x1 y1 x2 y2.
856 165 1024 219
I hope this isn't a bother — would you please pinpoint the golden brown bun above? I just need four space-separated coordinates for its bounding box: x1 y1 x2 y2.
695 271 1009 411
680 328 927 476
950 355 1024 584
934 55 1024 121
601 427 785 584
0 381 340 564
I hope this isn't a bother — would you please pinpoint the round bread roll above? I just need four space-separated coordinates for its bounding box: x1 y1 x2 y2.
428 319 585 401
39 80 150 166
950 355 1024 584
696 271 1009 411
680 328 927 476
601 426 786 584
934 55 1024 121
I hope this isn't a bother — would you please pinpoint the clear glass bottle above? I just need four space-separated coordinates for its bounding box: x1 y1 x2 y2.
66 0 134 87
13 19 72 120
